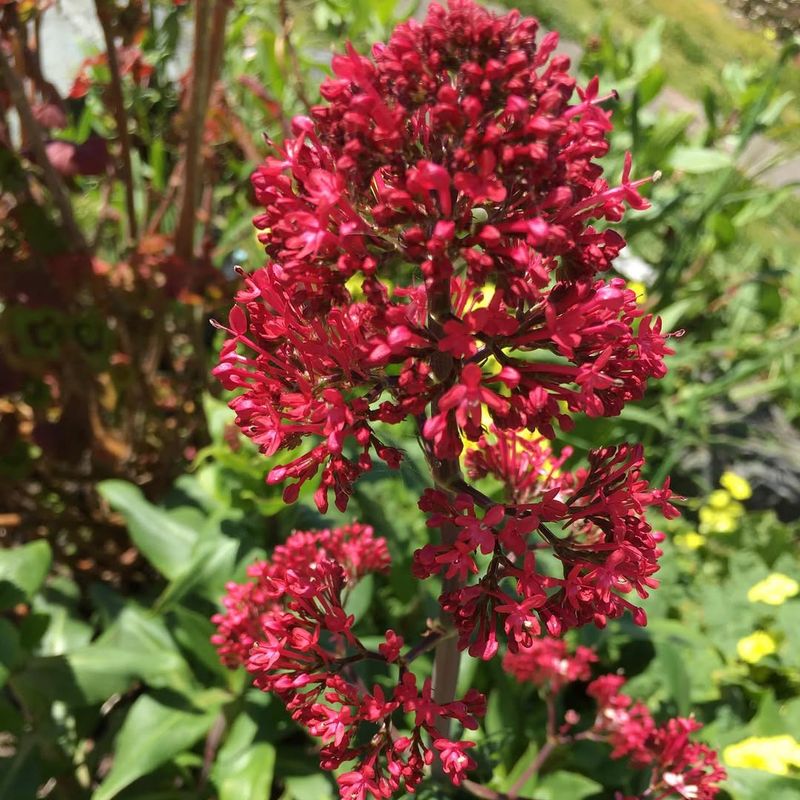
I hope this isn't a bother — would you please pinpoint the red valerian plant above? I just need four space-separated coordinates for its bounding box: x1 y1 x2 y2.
212 1 723 797
504 639 726 800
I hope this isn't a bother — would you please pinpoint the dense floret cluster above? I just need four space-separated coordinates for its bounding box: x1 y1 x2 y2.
213 0 671 512
212 2 696 797
417 434 676 657
506 638 726 799
212 523 485 798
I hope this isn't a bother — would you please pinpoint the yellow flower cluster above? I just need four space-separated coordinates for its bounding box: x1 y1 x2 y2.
627 281 648 305
736 631 777 664
747 573 799 606
698 472 751 535
720 470 753 501
724 735 800 775
674 531 704 550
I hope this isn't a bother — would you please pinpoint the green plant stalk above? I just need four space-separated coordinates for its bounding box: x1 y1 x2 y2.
424 277 464 744
95 0 138 243
175 0 212 260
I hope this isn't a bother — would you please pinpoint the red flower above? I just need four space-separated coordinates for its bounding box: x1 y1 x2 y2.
214 523 484 799
217 0 669 510
212 2 682 795
504 636 597 689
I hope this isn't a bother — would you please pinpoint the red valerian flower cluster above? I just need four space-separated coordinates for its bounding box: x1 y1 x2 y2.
212 523 485 798
587 676 726 800
416 430 677 657
214 0 672 511
503 629 597 689
213 1 683 796
506 639 726 800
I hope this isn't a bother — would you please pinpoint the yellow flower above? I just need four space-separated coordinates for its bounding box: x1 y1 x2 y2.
723 735 800 775
708 489 732 509
720 471 752 501
345 274 364 300
472 283 496 309
699 506 739 534
675 531 704 550
627 281 648 305
747 573 800 606
736 631 777 664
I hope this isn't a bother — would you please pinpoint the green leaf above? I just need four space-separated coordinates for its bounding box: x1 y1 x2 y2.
212 712 276 800
154 533 239 612
499 740 539 794
92 692 224 800
638 63 667 106
98 481 198 579
344 574 374 622
669 147 734 174
13 605 198 709
33 578 93 656
216 747 277 800
90 605 197 694
632 17 664 77
535 771 602 800
0 540 52 609
724 768 800 800
169 606 229 678
657 640 691 715
281 773 334 800
0 736 40 799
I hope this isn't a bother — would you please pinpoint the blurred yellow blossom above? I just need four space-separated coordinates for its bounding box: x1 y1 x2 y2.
627 281 648 304
699 503 743 534
747 573 799 606
472 283 496 308
675 531 704 550
708 489 732 509
736 631 777 664
723 735 800 774
720 471 752 501
345 274 365 300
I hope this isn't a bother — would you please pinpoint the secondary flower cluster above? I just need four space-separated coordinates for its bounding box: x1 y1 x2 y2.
212 523 486 799
588 676 725 800
506 638 726 800
211 522 390 666
214 0 672 514
416 430 676 658
503 629 597 689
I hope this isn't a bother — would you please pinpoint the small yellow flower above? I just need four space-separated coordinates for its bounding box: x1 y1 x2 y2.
675 531 704 550
627 281 648 305
472 283 496 309
723 735 800 775
720 471 752 501
736 631 777 664
699 506 739 534
708 489 732 509
345 274 364 300
747 573 800 606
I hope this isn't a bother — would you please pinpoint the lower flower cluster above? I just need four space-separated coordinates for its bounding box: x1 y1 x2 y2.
415 429 677 659
505 638 726 800
212 523 485 799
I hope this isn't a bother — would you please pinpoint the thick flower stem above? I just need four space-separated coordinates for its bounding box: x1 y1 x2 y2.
425 276 465 739
429 451 463 735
